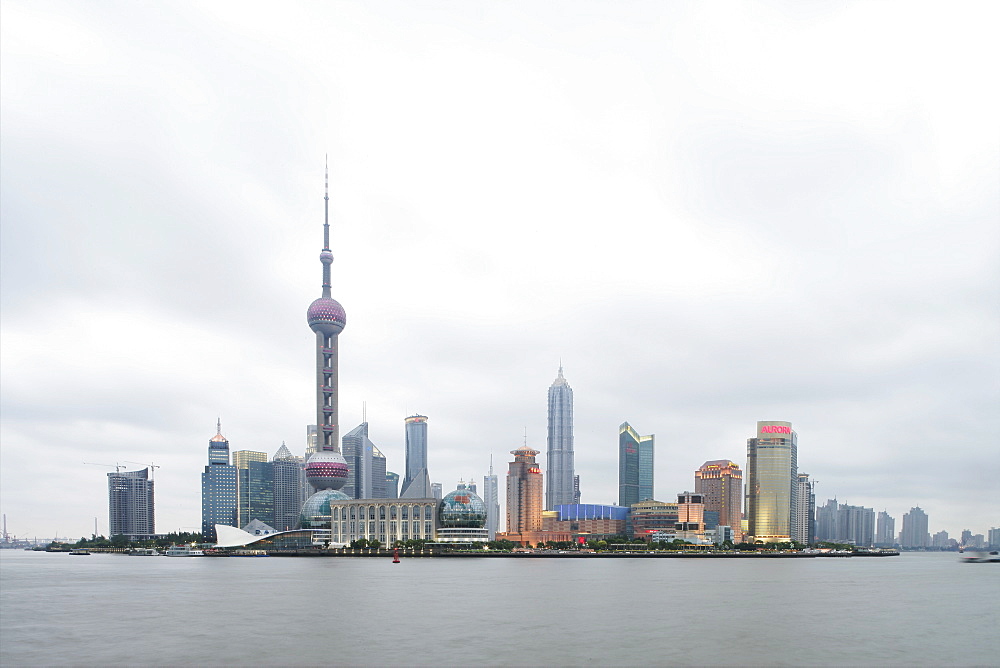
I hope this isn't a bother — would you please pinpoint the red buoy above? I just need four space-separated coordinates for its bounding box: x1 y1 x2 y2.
392 547 400 564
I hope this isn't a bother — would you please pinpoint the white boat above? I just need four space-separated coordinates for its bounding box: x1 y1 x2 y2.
960 550 999 563
164 545 205 557
128 548 159 556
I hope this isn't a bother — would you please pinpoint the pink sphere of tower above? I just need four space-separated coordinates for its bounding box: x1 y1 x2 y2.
307 297 346 336
305 451 349 491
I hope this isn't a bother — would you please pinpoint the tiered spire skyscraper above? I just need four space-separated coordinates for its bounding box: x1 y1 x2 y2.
545 364 575 509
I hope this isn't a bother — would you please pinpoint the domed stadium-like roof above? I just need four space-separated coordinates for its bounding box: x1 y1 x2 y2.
299 489 351 528
438 482 487 528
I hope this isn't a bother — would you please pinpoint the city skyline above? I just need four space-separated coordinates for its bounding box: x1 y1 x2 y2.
2 2 998 540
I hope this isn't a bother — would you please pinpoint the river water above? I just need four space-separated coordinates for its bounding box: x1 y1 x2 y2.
1 550 997 666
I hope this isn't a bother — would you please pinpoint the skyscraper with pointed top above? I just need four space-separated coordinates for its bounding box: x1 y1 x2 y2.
201 419 238 541
300 164 352 528
545 364 575 509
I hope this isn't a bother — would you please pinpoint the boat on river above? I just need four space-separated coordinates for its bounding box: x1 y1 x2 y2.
959 550 999 563
128 548 159 556
68 548 91 555
164 545 204 557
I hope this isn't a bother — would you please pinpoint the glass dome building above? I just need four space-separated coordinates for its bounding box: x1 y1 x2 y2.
437 481 489 543
300 488 351 530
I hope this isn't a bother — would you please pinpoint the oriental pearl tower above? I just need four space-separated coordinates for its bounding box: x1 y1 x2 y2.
300 164 351 528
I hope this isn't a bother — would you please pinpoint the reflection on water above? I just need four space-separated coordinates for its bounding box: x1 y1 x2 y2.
1 550 997 666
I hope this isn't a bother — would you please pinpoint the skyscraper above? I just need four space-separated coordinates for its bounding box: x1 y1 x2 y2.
618 422 654 507
385 472 400 499
792 473 814 545
875 511 895 547
899 507 929 548
201 420 238 541
108 468 154 537
695 460 743 542
342 422 388 499
401 415 431 498
545 365 575 510
506 444 543 535
483 456 500 540
272 443 304 531
233 450 273 529
300 166 351 529
745 420 797 543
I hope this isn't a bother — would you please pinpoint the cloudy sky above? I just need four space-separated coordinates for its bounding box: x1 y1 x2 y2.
2 1 997 541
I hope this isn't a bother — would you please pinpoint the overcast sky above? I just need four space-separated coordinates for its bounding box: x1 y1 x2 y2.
2 0 997 541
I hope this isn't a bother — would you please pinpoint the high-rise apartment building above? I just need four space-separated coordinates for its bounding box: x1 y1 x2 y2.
506 445 543 535
108 468 155 537
931 530 950 548
401 415 431 498
899 507 929 548
695 460 743 542
746 420 797 543
342 422 387 499
545 365 575 510
875 511 895 547
792 473 814 544
989 527 1000 549
618 422 654 507
201 421 238 541
484 457 500 540
839 504 875 547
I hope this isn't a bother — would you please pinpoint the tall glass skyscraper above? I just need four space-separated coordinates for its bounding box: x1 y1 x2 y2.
746 420 797 543
272 443 304 531
545 365 575 509
401 415 431 497
618 422 654 507
201 420 237 541
342 422 388 499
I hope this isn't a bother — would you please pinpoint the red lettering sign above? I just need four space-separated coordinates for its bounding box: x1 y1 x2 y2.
760 425 791 434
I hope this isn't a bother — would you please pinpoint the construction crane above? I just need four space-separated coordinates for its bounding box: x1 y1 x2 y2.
125 461 161 481
83 462 128 473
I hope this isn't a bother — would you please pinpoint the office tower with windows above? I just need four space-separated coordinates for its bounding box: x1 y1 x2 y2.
746 421 797 543
792 473 814 544
484 457 500 540
342 422 388 499
899 507 929 548
618 422 654 507
201 420 238 541
272 443 304 531
401 415 430 497
233 450 274 529
695 460 743 542
385 472 400 499
108 468 154 537
875 511 895 547
506 445 543 534
546 365 575 510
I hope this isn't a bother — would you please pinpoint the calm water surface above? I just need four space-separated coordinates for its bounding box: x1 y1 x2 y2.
1 550 997 667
